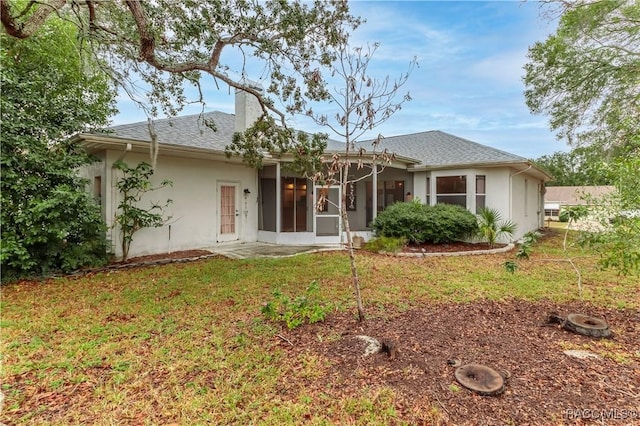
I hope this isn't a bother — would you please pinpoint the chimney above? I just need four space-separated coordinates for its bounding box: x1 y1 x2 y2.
235 80 264 132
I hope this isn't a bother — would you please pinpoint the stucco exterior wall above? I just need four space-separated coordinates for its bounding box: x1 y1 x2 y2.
509 170 545 240
412 167 544 243
103 151 258 259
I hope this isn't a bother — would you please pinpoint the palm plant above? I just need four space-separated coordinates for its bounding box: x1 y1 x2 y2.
476 207 517 247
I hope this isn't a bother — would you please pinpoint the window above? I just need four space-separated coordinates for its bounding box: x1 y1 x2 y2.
476 175 486 213
93 176 102 204
366 180 405 225
426 177 430 205
436 175 466 208
545 208 560 218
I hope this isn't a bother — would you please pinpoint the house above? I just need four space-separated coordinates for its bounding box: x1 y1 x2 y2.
544 186 615 220
75 90 551 259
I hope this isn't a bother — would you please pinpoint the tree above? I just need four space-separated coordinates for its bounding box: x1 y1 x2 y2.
113 161 173 261
1 16 116 279
579 153 640 276
533 145 616 186
524 0 639 149
1 0 360 126
289 44 415 322
525 0 640 276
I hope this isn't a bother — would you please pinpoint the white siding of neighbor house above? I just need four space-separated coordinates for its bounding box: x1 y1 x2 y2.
101 150 258 259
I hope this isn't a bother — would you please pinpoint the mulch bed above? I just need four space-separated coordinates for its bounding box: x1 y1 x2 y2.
402 241 508 253
279 299 640 425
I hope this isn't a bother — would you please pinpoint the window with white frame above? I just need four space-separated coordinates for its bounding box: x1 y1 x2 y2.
436 175 467 208
476 175 486 213
425 177 430 205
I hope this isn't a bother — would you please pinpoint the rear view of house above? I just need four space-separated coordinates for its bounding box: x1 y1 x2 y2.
75 90 550 259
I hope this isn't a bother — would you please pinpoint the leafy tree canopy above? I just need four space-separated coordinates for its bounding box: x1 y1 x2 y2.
1 0 360 123
524 0 639 149
534 145 615 186
1 11 116 279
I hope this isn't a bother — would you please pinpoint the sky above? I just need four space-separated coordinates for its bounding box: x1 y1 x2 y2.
112 1 568 160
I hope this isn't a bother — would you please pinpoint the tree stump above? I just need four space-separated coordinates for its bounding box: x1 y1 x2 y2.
454 364 506 396
563 313 611 338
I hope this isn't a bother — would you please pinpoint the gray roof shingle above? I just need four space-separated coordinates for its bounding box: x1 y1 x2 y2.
101 111 235 152
99 113 527 167
355 131 526 167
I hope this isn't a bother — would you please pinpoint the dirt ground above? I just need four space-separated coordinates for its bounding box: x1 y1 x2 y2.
279 299 640 425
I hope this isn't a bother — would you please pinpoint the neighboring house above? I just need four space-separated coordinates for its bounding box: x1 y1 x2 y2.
544 186 615 220
75 90 551 259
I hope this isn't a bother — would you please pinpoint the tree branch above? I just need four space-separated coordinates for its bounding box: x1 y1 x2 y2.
1 0 67 38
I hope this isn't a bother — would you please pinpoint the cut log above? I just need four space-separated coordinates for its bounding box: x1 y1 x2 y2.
563 313 611 338
454 364 505 396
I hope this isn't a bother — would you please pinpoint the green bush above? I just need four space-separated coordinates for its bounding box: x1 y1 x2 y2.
559 210 570 222
371 201 478 244
1 185 110 280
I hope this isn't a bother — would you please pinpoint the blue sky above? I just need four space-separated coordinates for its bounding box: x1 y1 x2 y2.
112 1 567 159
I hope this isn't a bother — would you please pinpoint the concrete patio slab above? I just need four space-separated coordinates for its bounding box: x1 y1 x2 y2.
207 242 342 259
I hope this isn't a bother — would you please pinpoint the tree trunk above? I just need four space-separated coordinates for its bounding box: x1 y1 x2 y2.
341 169 365 322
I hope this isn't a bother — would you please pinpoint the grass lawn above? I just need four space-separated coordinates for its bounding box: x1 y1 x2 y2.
1 229 638 424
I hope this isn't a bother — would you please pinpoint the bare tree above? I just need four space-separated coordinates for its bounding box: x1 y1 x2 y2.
294 44 416 322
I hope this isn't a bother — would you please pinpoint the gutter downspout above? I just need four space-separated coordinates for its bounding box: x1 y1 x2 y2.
509 164 532 224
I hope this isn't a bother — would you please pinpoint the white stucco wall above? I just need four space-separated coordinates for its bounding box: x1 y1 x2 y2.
104 151 258 259
412 167 544 242
509 171 545 240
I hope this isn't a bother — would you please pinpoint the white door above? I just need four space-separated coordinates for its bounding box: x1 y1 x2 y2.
218 183 239 242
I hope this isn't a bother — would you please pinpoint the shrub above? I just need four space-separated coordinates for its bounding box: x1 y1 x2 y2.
113 161 173 261
371 201 478 244
1 183 110 281
475 207 517 247
261 281 330 329
559 210 570 223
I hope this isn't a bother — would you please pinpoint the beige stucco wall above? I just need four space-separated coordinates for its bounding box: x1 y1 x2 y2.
103 150 258 259
509 170 545 240
412 167 544 242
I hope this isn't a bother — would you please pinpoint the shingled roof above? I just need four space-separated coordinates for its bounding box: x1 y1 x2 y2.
355 131 527 167
93 112 532 168
96 111 234 152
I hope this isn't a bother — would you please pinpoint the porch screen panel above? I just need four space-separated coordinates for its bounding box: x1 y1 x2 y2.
220 185 236 234
316 186 340 236
281 177 307 232
436 176 467 208
259 178 276 231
